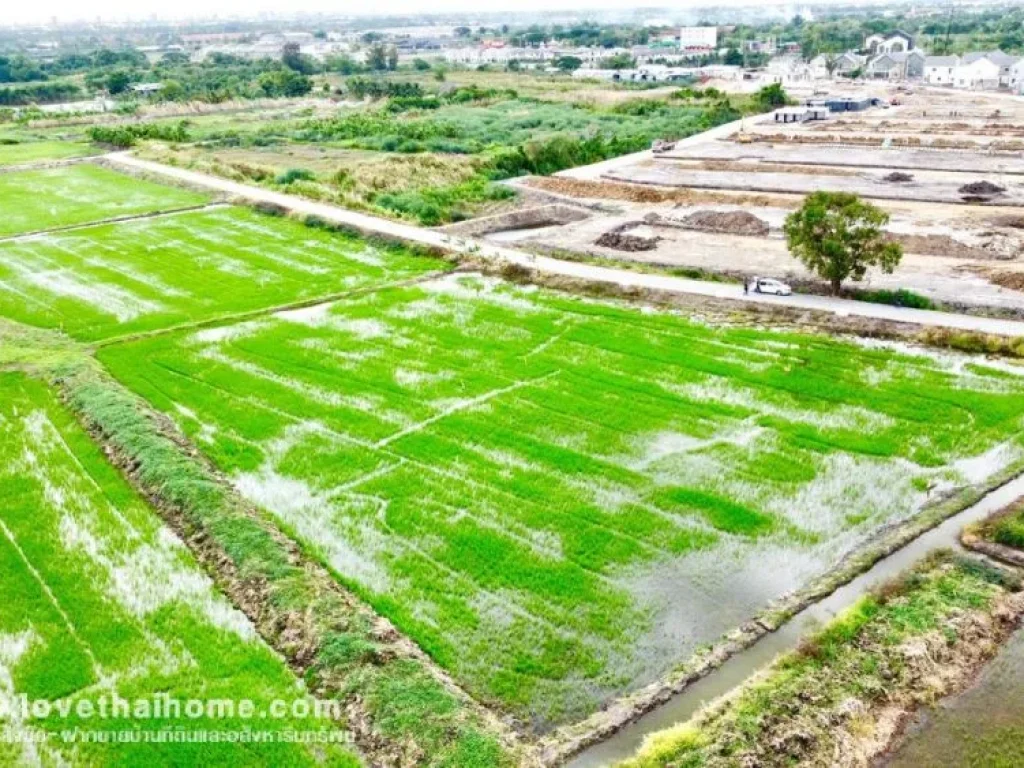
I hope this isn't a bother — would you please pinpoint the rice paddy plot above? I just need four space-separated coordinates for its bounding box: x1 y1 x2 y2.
0 206 444 341
0 372 360 767
0 163 209 238
0 140 95 167
98 275 1024 728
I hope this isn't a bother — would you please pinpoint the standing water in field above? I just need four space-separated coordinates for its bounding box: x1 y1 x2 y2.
884 624 1024 767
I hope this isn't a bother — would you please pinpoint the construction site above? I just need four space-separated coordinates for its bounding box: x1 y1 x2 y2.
475 86 1024 317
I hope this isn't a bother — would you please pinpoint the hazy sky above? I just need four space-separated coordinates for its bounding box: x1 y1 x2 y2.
1 0 819 26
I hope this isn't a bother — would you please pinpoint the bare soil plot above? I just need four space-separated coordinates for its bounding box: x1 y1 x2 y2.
604 163 1024 207
660 140 1024 176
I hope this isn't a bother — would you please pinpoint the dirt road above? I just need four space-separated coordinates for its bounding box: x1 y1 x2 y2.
104 153 1024 337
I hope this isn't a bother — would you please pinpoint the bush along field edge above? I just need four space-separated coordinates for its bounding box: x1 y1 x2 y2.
963 497 1024 568
26 344 525 768
617 551 1024 768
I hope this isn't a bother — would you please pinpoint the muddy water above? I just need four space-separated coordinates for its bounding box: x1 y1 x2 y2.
883 624 1024 767
567 475 1024 768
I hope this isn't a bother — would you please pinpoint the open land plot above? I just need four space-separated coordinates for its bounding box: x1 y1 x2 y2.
0 140 96 167
660 139 1024 175
0 371 359 767
0 205 444 342
496 197 1024 313
98 274 1024 728
603 163 1024 206
0 163 209 238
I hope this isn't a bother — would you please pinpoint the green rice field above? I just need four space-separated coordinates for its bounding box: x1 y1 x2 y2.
0 141 95 167
0 164 208 238
0 371 359 766
0 206 443 341
97 274 1024 726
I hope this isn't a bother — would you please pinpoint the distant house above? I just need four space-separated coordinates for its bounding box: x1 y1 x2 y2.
1013 59 1024 93
830 52 867 78
924 55 959 85
129 82 164 98
953 53 1005 89
766 54 813 84
962 51 1018 87
864 31 915 55
866 50 925 80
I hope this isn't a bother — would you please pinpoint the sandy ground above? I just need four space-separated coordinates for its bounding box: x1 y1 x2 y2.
492 197 1024 313
603 162 1024 206
522 86 1024 315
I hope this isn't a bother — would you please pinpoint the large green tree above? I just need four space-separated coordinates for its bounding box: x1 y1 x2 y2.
784 192 903 295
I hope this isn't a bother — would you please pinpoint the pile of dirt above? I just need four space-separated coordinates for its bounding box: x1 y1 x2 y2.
595 222 660 251
675 209 770 237
959 181 1006 196
987 271 1024 292
988 214 1024 230
884 171 914 183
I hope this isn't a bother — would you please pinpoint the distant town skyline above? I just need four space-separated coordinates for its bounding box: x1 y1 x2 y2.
0 0 890 27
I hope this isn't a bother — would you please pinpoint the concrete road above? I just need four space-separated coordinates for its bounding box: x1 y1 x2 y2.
105 153 1024 337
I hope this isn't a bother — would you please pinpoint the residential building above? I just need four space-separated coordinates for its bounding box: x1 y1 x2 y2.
766 54 813 84
864 30 915 54
865 50 925 80
953 55 1002 89
961 51 1018 87
924 55 959 85
743 38 776 56
1012 59 1024 92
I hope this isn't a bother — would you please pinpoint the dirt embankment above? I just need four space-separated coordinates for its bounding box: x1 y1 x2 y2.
526 176 796 208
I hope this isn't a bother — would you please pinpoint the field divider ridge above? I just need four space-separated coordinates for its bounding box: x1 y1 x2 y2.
0 201 228 244
90 267 454 350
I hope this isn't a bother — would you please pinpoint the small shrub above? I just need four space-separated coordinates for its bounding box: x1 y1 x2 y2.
275 167 316 185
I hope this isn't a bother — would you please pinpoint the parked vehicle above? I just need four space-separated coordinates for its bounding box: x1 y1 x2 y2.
753 278 792 296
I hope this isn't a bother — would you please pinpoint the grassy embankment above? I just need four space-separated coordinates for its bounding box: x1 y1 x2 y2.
619 552 1024 768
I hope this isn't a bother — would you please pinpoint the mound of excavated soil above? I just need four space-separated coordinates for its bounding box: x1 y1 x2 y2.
884 172 914 183
675 209 770 237
988 214 1024 230
595 232 660 251
959 181 1006 196
988 271 1024 292
595 223 661 251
